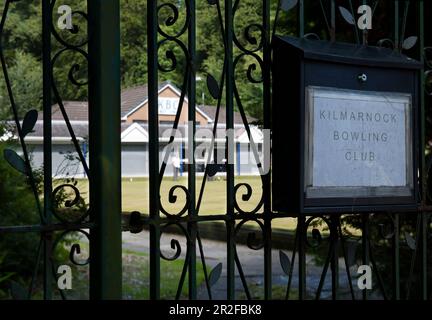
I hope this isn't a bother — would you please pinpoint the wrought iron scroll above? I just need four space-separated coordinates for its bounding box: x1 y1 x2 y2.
145 0 274 300
0 0 92 300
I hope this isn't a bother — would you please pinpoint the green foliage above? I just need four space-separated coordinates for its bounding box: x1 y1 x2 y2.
196 0 267 121
0 253 15 298
121 0 148 87
0 51 43 119
0 131 87 299
122 249 207 300
309 214 432 300
0 0 42 119
0 138 40 298
0 0 290 123
0 0 88 118
1 0 42 56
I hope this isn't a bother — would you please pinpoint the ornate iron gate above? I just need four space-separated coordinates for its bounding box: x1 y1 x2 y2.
0 0 431 300
0 0 121 299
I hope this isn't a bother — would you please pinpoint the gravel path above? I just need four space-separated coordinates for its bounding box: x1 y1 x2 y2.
122 231 373 300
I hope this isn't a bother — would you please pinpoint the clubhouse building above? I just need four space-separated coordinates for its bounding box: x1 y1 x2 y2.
16 83 265 178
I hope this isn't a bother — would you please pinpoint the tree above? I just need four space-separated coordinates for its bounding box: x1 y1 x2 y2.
0 136 40 298
121 0 148 87
0 51 43 119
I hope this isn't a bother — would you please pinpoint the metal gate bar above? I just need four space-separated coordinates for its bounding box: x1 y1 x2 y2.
88 0 122 299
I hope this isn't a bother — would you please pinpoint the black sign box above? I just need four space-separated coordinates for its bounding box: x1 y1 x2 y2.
272 36 422 214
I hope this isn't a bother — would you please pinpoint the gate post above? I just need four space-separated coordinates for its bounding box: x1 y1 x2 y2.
88 0 122 299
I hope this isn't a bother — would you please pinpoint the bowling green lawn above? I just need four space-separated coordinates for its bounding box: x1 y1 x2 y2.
121 175 298 230
71 176 299 230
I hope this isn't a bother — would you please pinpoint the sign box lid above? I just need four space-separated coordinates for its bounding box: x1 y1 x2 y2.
273 35 422 70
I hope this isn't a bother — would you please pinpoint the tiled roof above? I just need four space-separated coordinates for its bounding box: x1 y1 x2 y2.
35 83 258 128
120 81 177 117
120 84 149 117
37 103 256 126
38 101 89 121
27 122 249 140
29 121 89 139
38 82 173 121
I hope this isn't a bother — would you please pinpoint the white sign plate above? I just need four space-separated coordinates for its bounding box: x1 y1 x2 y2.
306 86 412 198
159 97 180 115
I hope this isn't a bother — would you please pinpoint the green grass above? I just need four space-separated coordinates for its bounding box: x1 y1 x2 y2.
124 176 298 230
121 176 262 214
43 245 206 300
122 249 206 299
64 176 297 230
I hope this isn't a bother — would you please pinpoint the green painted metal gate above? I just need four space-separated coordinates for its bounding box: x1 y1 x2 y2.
0 0 431 300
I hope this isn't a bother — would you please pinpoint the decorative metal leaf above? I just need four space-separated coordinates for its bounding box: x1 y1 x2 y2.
279 250 291 275
402 36 418 50
10 281 28 300
208 263 222 287
206 74 220 100
404 232 416 250
207 163 219 177
339 6 355 25
4 149 27 175
21 109 38 138
280 0 298 12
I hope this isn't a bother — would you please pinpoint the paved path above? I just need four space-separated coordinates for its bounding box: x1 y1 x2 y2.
122 231 371 300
